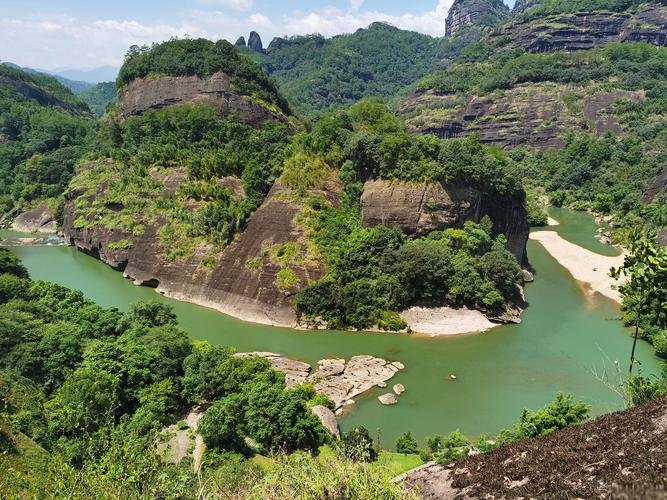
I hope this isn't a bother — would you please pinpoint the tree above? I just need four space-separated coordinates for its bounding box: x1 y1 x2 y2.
396 432 420 454
0 249 29 278
342 426 377 462
198 394 248 453
610 229 667 401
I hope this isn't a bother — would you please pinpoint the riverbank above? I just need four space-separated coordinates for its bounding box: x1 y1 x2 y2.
530 231 625 303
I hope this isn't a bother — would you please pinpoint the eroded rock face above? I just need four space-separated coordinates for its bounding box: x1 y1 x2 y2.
235 36 246 47
446 0 510 38
11 203 56 234
63 179 330 327
491 5 667 53
360 179 529 262
248 31 264 53
644 165 667 204
513 0 541 13
401 84 644 151
118 72 287 128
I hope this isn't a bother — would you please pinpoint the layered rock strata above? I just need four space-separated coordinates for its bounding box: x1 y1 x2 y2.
446 0 510 38
63 178 332 327
492 5 667 53
118 71 288 128
360 179 529 262
401 84 644 150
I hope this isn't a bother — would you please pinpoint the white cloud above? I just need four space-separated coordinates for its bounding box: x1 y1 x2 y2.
0 1 460 71
197 0 253 12
349 0 365 13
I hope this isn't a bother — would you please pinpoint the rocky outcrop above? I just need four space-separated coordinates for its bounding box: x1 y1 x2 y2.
360 179 529 262
11 203 56 233
512 0 541 13
63 178 332 327
118 72 288 128
403 395 667 499
644 165 667 203
378 393 398 405
236 353 405 413
445 0 510 38
311 406 340 439
401 84 644 151
491 5 667 53
234 36 246 47
248 31 264 53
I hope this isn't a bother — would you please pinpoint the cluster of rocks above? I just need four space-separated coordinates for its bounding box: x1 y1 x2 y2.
377 383 406 406
236 352 405 413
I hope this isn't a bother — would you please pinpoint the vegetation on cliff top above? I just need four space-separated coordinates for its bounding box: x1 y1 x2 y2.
117 38 291 116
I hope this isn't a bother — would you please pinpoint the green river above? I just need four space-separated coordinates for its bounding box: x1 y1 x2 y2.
5 209 662 447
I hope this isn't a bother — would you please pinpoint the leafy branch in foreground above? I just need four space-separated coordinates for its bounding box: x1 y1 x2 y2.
610 229 667 403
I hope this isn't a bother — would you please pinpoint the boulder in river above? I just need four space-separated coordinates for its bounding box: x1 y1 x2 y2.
11 203 56 233
378 393 398 405
393 384 405 395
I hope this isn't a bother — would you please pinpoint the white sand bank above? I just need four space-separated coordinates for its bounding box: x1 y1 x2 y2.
400 306 497 336
530 231 625 303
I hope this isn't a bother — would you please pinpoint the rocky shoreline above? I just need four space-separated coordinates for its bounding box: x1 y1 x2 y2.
235 352 405 415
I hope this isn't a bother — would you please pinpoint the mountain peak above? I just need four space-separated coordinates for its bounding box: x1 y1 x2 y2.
445 0 511 38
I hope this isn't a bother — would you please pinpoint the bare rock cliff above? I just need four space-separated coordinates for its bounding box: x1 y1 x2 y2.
445 0 510 38
63 179 334 327
360 179 529 263
492 5 667 53
118 72 288 128
401 84 644 150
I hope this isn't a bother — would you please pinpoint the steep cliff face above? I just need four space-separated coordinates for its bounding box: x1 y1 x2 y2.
492 5 667 53
401 84 644 150
63 177 336 327
445 0 511 38
360 179 529 263
513 0 541 13
118 72 289 128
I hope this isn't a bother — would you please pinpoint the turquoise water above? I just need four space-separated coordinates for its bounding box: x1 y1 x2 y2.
7 210 662 446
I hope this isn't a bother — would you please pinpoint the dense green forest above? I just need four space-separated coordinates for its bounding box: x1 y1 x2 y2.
0 65 95 215
1 248 630 496
246 22 471 116
79 82 117 117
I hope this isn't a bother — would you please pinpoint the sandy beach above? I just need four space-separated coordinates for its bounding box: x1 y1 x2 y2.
530 231 625 303
547 216 560 226
400 306 497 336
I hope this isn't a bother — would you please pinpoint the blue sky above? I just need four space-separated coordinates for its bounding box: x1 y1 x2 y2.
1 0 515 70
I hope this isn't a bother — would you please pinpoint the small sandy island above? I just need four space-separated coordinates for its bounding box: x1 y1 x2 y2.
530 231 624 303
547 216 560 226
401 306 497 336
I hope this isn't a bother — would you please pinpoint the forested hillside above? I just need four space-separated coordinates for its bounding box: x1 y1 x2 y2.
399 0 667 243
0 65 95 216
246 23 471 116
